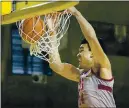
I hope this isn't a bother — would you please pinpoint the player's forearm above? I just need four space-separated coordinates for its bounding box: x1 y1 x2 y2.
49 49 61 64
49 43 64 73
49 58 64 73
74 10 96 40
46 18 65 73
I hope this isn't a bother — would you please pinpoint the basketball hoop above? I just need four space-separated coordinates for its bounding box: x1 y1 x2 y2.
17 10 72 63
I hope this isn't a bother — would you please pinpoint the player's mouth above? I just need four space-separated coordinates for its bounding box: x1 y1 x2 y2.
78 59 81 62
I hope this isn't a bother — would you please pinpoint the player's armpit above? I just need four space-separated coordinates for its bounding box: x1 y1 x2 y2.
89 38 111 69
99 68 113 80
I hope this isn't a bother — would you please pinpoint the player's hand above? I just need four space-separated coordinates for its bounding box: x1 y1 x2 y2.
67 7 78 16
46 13 59 32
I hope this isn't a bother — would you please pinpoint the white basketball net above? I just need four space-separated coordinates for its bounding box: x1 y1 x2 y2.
16 10 72 63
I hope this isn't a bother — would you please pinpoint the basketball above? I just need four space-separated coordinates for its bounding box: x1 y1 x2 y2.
20 16 45 44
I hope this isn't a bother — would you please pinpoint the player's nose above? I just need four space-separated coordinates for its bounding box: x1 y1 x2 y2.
77 53 81 58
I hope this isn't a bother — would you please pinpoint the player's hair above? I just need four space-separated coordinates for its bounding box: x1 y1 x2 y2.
81 39 91 51
81 38 106 53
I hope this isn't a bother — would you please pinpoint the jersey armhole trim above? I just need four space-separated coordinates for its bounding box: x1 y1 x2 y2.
91 69 114 81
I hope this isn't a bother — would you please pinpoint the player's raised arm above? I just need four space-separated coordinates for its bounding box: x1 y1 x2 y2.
68 7 112 79
46 14 80 82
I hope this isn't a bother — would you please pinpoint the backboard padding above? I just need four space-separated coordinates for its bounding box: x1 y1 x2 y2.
1 1 79 25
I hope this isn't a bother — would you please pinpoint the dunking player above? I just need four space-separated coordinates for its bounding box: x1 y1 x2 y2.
48 7 116 108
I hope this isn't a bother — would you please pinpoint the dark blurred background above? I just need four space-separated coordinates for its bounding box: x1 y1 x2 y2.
1 1 129 108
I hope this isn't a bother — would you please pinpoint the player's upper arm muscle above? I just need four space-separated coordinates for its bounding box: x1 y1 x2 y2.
53 63 80 82
89 37 111 69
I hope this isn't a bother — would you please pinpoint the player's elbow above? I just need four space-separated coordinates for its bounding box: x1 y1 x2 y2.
100 58 111 69
49 63 64 73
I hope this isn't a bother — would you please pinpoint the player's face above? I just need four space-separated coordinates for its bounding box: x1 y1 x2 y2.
77 44 93 69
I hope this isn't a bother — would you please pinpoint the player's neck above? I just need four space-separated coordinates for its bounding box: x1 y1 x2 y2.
83 68 91 72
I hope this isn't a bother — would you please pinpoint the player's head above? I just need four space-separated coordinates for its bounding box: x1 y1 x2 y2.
77 38 106 70
77 39 93 70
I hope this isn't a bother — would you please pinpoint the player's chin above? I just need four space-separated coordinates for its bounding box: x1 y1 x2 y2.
79 63 90 69
78 63 81 68
78 63 83 69
78 65 81 69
